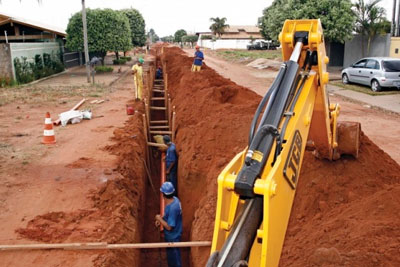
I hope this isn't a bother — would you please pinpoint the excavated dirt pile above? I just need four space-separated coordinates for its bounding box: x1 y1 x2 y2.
162 47 400 266
280 134 400 266
16 102 148 266
162 47 260 265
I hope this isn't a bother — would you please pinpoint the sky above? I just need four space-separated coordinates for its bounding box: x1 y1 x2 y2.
0 0 395 37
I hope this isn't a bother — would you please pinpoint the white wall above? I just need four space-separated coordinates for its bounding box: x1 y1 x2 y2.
9 42 62 79
199 39 264 50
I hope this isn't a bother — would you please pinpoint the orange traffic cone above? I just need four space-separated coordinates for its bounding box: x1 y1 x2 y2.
42 112 56 144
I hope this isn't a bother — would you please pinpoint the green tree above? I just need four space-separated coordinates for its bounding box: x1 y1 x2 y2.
174 29 187 43
209 17 229 38
66 8 132 60
353 0 389 56
181 35 199 47
161 35 175 43
147 28 160 43
120 8 146 47
259 0 355 43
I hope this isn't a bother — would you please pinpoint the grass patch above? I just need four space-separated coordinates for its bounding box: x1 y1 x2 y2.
0 83 111 106
330 81 400 96
113 59 127 65
215 49 282 63
95 66 113 73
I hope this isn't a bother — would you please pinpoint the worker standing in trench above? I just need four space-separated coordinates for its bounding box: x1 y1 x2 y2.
131 57 144 100
155 182 183 267
164 135 178 194
191 45 204 72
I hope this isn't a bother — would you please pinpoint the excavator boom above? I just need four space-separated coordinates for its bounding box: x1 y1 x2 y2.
207 20 360 267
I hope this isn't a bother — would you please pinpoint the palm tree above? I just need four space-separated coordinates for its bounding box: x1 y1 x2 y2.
209 17 229 38
353 0 388 56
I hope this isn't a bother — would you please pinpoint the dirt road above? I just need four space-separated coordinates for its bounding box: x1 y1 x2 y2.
0 70 137 266
188 48 400 164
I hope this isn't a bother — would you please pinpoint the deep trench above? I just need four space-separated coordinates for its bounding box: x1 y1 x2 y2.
139 56 192 266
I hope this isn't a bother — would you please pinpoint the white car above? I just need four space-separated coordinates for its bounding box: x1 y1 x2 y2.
341 57 400 92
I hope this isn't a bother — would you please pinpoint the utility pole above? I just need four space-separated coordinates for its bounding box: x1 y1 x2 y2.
392 0 397 36
397 0 400 36
82 0 90 83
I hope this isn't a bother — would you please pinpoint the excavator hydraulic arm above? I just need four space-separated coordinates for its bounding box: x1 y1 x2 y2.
206 20 360 267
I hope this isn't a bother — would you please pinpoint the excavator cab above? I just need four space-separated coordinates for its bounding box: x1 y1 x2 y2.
206 19 360 267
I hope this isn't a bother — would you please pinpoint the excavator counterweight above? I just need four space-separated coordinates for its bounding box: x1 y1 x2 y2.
206 19 360 267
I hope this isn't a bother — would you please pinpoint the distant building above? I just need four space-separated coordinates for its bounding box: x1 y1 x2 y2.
0 12 66 43
197 25 264 50
0 12 83 82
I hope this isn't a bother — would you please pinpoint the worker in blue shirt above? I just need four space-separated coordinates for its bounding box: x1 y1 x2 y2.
163 135 178 193
156 65 163 79
155 182 183 267
191 45 204 72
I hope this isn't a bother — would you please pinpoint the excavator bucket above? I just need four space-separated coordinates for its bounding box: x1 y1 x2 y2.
336 121 361 158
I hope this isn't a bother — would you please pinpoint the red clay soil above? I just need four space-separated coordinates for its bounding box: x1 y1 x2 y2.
162 47 400 266
14 102 148 267
280 134 400 266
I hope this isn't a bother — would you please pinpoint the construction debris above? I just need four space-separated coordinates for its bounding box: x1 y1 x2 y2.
246 58 281 70
53 98 87 126
59 110 92 126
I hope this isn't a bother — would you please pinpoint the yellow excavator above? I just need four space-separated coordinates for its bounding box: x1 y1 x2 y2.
206 20 360 267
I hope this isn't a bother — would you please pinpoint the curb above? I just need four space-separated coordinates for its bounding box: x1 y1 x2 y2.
329 89 400 116
21 69 69 87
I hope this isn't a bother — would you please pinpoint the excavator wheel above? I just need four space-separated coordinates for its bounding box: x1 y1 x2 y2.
336 121 361 159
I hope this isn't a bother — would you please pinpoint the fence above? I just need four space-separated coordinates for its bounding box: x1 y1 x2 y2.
199 39 264 50
63 48 83 69
343 34 391 67
8 42 62 79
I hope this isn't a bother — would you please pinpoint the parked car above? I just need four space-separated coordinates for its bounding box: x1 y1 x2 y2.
247 40 278 50
341 57 400 92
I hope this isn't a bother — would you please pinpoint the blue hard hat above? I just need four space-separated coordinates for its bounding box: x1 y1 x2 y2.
138 58 144 63
160 181 175 195
163 135 171 145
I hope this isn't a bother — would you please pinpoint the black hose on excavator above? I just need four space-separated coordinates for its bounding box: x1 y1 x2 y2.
248 65 286 145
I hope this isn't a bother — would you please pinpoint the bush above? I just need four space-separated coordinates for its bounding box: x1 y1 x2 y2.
120 56 132 61
201 35 213 40
0 77 16 87
95 66 113 73
13 52 65 84
113 59 127 65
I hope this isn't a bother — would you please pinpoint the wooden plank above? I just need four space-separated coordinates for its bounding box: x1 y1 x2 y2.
71 98 87 111
0 34 54 41
150 120 168 124
151 97 165 100
147 142 168 149
144 102 150 140
168 97 172 130
0 241 211 251
149 130 172 135
153 89 165 93
149 125 170 129
172 111 176 142
142 114 150 170
150 106 166 111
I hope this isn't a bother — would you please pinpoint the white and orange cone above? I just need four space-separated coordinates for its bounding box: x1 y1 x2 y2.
42 112 56 144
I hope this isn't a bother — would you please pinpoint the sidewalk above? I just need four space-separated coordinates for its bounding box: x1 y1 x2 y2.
328 84 400 114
